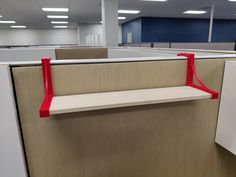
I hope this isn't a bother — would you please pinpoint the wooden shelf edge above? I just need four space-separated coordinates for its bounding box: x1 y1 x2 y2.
49 86 211 115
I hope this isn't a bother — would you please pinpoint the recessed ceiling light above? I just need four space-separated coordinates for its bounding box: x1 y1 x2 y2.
47 15 68 19
0 15 2 18
118 10 140 14
140 0 167 1
51 21 68 24
118 16 127 20
100 21 103 23
183 10 207 14
42 8 69 12
54 26 68 28
11 25 26 28
0 21 16 24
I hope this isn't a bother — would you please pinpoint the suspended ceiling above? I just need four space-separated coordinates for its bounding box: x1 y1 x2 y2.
0 0 234 29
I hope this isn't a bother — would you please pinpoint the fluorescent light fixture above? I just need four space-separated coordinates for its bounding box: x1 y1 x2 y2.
183 10 207 14
118 10 140 14
47 15 68 19
229 0 236 1
51 21 68 24
11 25 26 28
0 21 16 23
42 8 69 12
118 16 126 20
140 0 167 1
53 26 68 28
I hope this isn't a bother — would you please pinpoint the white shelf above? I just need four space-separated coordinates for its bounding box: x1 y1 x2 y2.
49 86 211 115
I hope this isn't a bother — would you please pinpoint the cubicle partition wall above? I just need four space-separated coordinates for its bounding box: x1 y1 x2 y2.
171 42 235 51
1 46 236 64
122 42 236 51
216 60 236 156
55 48 108 60
118 47 236 58
2 51 236 177
154 42 170 48
139 43 152 47
0 48 56 62
0 47 109 62
108 48 175 58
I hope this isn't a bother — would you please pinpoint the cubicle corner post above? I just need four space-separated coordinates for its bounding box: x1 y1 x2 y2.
39 57 53 118
177 53 219 99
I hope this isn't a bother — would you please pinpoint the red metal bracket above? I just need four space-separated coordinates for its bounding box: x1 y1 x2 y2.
177 53 218 99
39 54 218 118
39 58 54 118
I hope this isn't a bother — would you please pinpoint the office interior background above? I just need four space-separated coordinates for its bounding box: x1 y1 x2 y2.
2 1 236 177
1 0 236 46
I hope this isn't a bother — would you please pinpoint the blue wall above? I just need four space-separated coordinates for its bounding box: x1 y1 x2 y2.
142 17 209 42
122 17 236 43
122 18 141 43
212 19 236 42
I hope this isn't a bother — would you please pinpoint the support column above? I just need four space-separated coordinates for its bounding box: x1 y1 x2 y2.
101 0 119 47
208 1 215 42
77 24 80 45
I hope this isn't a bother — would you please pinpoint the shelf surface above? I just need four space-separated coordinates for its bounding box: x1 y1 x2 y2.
49 86 211 115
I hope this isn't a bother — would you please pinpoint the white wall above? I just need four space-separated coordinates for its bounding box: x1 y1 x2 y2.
78 23 122 46
0 29 78 46
0 25 122 47
78 24 103 46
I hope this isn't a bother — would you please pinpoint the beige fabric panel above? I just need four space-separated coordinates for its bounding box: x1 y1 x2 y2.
55 48 108 60
12 59 236 177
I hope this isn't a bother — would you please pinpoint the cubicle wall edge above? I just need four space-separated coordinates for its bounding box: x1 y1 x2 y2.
0 64 28 177
215 61 236 155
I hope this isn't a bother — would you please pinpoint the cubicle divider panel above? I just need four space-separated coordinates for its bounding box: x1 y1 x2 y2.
55 48 108 60
0 48 56 62
154 42 170 48
12 59 236 177
171 43 235 51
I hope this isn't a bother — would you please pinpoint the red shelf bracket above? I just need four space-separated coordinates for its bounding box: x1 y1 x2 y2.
177 53 218 99
39 54 218 118
39 58 54 118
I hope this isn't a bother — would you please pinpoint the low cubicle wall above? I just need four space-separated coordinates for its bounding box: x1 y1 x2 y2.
0 47 56 62
2 53 236 177
1 45 235 63
0 47 109 62
122 42 236 51
171 42 236 51
55 47 108 60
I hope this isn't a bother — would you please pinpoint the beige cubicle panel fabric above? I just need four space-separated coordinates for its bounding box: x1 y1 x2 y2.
12 59 236 177
55 48 108 60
